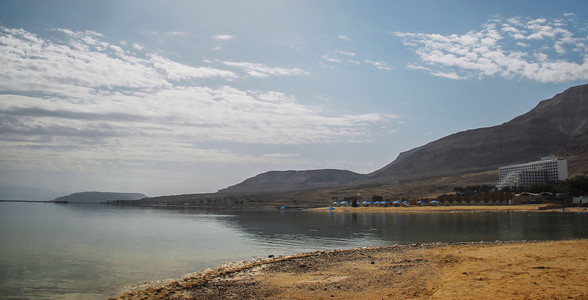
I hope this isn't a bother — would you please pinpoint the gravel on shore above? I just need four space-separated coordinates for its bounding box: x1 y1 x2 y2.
112 239 588 299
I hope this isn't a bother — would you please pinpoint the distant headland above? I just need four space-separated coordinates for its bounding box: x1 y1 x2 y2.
52 191 147 203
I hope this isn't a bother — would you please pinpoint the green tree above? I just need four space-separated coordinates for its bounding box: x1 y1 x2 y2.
568 175 588 196
525 182 557 193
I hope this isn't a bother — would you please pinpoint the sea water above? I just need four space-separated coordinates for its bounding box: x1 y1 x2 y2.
1 202 588 299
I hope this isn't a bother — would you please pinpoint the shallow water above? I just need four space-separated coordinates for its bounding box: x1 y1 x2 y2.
1 202 587 299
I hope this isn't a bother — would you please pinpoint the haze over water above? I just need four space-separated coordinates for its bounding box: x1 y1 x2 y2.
2 202 588 299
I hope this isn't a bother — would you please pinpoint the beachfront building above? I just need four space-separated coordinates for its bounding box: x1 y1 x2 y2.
496 156 568 190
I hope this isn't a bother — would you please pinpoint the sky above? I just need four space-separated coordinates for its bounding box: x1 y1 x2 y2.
1 0 587 197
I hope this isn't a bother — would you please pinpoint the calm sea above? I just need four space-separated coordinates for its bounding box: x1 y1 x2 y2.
1 202 588 299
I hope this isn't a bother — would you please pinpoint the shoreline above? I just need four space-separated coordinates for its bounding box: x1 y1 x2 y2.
113 239 588 299
310 204 588 213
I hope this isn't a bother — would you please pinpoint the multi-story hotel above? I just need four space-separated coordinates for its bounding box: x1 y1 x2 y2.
496 156 568 190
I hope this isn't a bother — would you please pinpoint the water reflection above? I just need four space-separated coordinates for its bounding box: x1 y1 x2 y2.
222 210 588 248
2 203 588 300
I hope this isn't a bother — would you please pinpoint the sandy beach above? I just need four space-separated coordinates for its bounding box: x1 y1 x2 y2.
113 239 588 299
311 204 588 213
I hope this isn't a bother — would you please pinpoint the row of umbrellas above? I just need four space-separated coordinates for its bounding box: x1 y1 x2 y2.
331 200 440 206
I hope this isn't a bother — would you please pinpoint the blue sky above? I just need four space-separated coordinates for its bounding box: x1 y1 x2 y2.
1 0 587 197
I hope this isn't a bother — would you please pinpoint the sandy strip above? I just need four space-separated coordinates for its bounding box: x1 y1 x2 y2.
112 239 588 299
310 204 588 213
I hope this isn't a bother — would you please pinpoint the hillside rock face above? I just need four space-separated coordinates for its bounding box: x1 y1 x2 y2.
369 83 588 180
53 192 147 203
219 169 366 193
217 84 587 194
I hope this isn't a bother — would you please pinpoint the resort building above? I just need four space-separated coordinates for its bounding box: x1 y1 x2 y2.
496 156 568 190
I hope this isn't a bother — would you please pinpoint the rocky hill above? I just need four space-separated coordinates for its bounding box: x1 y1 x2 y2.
219 169 366 193
118 84 588 208
53 191 147 203
369 83 588 181
218 84 588 193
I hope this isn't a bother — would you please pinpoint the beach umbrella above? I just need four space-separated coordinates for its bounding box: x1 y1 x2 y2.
327 207 335 210
417 200 424 204
403 200 410 204
393 200 401 204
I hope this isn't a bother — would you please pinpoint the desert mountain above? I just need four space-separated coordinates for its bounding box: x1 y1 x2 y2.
370 83 588 180
220 84 588 193
53 191 147 203
219 169 366 193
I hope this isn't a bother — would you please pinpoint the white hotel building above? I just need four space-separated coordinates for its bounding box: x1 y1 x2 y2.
496 156 568 190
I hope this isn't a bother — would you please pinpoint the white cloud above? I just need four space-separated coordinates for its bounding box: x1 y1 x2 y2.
322 52 392 71
516 41 530 47
338 35 351 41
0 27 394 173
0 27 237 97
364 60 393 71
338 50 356 56
395 14 588 83
222 61 310 78
214 34 234 40
164 31 192 36
149 54 238 80
406 64 431 71
321 55 341 63
0 85 395 172
431 71 466 80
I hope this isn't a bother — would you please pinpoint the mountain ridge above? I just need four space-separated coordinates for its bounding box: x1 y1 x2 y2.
53 191 147 203
219 169 366 193
369 83 588 181
220 84 588 193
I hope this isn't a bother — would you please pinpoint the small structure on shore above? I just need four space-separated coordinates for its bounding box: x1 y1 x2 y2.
573 196 588 205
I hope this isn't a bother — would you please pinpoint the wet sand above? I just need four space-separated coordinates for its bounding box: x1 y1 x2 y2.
113 239 588 299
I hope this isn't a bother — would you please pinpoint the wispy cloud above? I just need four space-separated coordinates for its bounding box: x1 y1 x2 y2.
321 54 393 71
321 55 341 63
338 50 356 57
431 71 466 80
214 34 234 40
0 27 395 173
321 34 393 71
0 27 236 96
163 31 192 36
149 54 238 80
338 35 351 41
222 61 310 78
321 45 393 71
364 60 393 71
395 14 588 83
